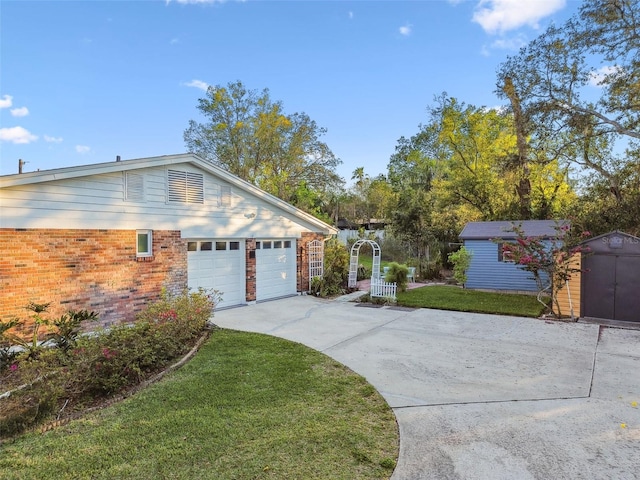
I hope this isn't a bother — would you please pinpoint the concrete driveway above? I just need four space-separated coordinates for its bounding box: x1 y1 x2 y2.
212 295 640 480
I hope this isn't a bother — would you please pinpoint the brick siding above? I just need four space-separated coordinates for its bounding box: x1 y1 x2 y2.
0 229 187 333
245 238 256 302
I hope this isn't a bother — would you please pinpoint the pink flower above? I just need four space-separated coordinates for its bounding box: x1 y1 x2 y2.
9 364 18 372
102 348 116 359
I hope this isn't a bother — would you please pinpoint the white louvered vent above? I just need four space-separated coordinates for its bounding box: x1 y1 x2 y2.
167 170 204 204
125 172 145 202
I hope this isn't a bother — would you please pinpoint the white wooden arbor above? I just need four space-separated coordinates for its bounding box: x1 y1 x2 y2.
348 239 382 288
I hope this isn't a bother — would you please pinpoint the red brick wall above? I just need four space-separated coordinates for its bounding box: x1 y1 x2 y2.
245 238 256 302
297 232 325 292
0 229 187 332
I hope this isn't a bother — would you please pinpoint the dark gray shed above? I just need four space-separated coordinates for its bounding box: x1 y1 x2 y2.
581 231 640 322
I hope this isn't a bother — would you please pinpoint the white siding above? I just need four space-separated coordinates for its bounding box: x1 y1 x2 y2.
0 162 323 238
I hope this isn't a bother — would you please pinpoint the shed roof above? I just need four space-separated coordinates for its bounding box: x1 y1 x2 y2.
459 220 567 240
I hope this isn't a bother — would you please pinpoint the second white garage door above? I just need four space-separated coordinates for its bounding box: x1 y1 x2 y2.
187 240 245 309
256 239 297 301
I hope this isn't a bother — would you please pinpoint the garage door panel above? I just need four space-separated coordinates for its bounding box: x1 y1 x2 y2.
187 240 245 308
256 239 296 302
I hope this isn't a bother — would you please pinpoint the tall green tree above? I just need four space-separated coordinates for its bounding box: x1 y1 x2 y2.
184 80 343 206
387 131 438 264
496 0 640 212
392 95 574 226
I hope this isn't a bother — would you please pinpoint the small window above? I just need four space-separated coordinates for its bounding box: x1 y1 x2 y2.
274 241 282 248
284 240 291 248
187 242 198 251
256 241 261 249
263 241 272 249
216 242 227 251
498 242 514 262
230 241 240 250
136 230 152 257
200 242 212 251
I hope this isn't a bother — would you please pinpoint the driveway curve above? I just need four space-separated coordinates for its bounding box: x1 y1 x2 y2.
213 295 640 480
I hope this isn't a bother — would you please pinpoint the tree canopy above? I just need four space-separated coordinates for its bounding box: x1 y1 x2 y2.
184 80 343 206
496 0 640 208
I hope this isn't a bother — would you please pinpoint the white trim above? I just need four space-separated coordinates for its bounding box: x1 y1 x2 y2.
136 229 153 257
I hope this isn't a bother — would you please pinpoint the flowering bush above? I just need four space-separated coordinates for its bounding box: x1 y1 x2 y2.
68 288 219 398
497 222 590 317
0 288 219 437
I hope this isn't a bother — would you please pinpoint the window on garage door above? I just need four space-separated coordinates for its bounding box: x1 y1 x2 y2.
187 240 245 308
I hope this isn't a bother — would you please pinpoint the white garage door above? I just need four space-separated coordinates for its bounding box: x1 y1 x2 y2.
187 240 245 309
256 239 297 301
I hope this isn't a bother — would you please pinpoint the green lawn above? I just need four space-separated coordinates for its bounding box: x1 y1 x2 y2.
355 255 390 273
396 285 548 317
1 330 398 480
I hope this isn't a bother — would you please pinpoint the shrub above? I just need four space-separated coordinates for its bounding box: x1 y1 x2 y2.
448 246 472 285
421 261 443 280
0 305 97 368
69 288 219 398
1 302 52 361
50 310 99 353
0 289 219 437
311 238 350 297
384 262 409 292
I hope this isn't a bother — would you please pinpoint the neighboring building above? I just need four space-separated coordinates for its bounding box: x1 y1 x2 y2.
556 231 640 322
0 153 336 328
459 220 565 292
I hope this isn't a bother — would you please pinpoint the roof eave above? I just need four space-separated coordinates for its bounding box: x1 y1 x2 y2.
0 153 338 235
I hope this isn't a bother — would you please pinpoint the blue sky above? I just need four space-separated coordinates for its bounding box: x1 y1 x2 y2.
0 0 581 181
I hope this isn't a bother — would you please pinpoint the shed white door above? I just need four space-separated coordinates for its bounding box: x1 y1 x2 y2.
187 240 245 309
256 239 297 301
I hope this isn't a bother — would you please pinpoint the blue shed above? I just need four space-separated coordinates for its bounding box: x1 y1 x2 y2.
459 220 565 292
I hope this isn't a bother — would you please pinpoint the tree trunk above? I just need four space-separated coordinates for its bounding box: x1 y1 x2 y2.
502 76 532 219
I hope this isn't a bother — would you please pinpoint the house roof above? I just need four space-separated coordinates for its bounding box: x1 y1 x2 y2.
459 220 568 240
0 153 337 235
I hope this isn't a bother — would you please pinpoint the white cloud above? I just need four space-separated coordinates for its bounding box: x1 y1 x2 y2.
44 135 63 143
589 65 622 87
170 37 179 45
348 11 354 20
473 0 566 35
399 23 412 36
10 106 29 117
0 126 38 144
489 33 528 51
0 95 13 109
76 145 91 154
183 79 209 91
